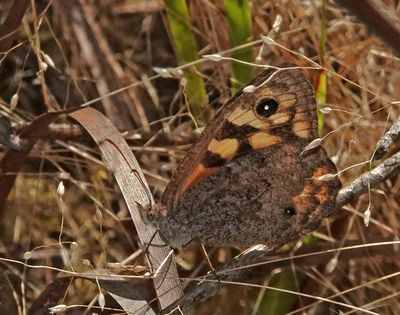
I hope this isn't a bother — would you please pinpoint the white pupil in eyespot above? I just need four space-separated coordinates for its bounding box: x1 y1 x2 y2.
264 105 270 111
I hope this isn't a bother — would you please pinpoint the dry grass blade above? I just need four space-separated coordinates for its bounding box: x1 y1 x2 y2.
27 273 156 315
95 277 155 315
69 107 183 310
77 271 156 315
0 0 30 62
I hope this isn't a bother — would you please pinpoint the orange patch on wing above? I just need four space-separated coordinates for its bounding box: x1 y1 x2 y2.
276 94 297 109
311 167 332 204
292 193 309 212
293 185 313 211
293 121 311 138
313 166 330 178
315 185 329 204
293 111 311 138
208 138 239 160
227 107 262 128
269 112 290 125
302 184 315 195
248 132 281 150
294 173 331 209
179 164 218 197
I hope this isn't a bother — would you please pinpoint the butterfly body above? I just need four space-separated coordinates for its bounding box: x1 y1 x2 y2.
147 68 341 249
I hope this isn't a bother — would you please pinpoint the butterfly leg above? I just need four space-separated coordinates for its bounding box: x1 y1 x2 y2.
200 243 221 283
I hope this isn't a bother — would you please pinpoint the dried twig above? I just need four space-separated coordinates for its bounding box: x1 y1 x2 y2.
336 150 400 208
373 117 400 160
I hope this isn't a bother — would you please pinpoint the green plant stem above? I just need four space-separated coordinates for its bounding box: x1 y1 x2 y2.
224 0 254 94
164 0 208 125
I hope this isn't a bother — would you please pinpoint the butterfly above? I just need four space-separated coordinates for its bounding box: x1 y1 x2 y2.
145 67 341 249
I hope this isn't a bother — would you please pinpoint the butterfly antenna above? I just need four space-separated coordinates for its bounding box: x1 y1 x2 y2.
132 169 154 208
200 242 221 283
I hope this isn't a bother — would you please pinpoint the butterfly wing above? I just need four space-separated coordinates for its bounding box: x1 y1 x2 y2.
162 68 319 208
150 67 341 249
155 141 340 248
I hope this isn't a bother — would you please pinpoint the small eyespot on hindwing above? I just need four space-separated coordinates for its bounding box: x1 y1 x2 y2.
284 206 297 216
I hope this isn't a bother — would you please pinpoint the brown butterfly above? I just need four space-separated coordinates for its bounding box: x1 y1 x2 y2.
146 67 341 249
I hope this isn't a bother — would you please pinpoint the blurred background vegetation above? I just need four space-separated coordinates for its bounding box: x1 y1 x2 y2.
0 0 400 314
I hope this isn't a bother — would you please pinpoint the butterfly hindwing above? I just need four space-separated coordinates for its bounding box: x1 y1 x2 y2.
154 141 340 248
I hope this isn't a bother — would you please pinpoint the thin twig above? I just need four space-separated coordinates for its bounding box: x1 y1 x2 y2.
336 150 400 208
373 117 400 160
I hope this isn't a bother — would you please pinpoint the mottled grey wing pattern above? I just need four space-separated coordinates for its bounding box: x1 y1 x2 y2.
148 68 341 249
153 142 340 248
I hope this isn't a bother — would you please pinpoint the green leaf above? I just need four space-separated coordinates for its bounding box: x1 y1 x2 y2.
256 270 304 315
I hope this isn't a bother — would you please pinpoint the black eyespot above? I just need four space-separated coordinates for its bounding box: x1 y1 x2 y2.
284 207 297 216
255 98 279 117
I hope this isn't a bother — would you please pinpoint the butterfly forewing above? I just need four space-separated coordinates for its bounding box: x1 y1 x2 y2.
162 68 319 208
